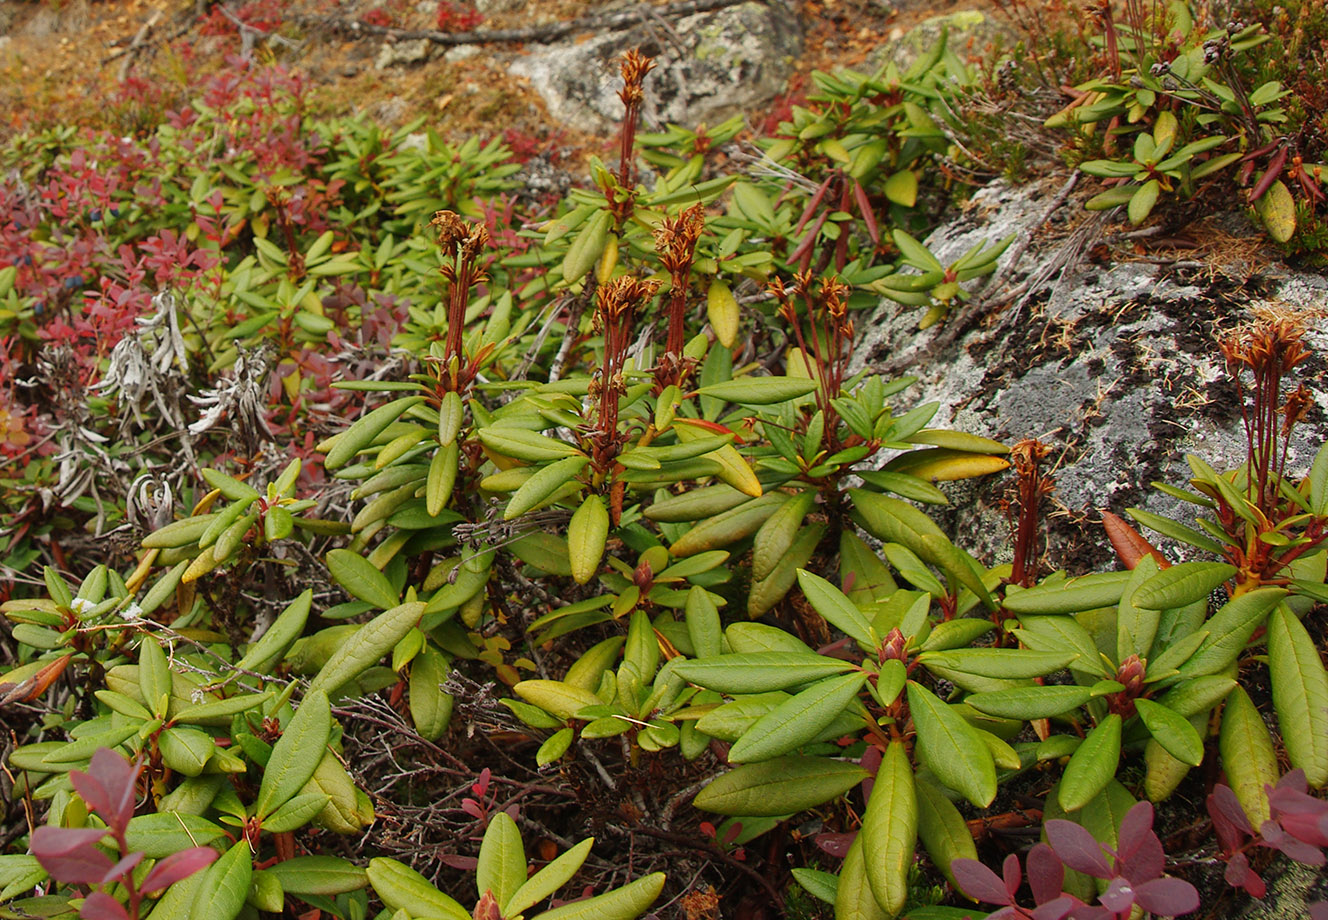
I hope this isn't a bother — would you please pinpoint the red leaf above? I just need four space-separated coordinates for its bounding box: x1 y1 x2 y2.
793 176 834 237
951 857 1014 906
813 831 855 858
1100 511 1169 570
1043 820 1112 878
78 892 130 920
1002 853 1022 898
1027 843 1064 905
31 827 115 885
141 847 219 895
1249 145 1289 204
1133 876 1200 916
853 179 880 245
0 654 72 705
100 851 143 886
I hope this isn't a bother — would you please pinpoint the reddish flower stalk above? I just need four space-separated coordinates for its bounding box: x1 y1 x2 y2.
616 49 656 191
431 209 490 390
591 276 659 468
654 203 706 384
1008 439 1053 589
1219 314 1311 513
771 271 854 437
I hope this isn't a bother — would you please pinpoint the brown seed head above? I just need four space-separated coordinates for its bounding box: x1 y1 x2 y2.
655 204 706 276
618 49 656 108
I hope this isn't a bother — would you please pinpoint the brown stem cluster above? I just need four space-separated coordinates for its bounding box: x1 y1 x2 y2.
431 209 491 390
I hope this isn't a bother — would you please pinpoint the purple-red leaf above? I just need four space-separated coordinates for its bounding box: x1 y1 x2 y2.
1027 843 1065 905
1224 852 1266 898
1208 784 1254 846
76 750 140 833
1044 820 1112 878
1276 809 1328 849
1132 876 1200 916
140 846 219 894
1032 896 1077 920
951 857 1014 906
1260 821 1326 865
793 175 834 237
1098 876 1135 913
31 827 115 885
1002 852 1022 898
1309 901 1328 920
79 892 130 920
100 851 143 886
852 179 880 245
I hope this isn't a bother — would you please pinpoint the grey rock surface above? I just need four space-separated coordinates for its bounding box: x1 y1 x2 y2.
508 1 802 134
867 9 1015 75
851 179 1328 570
375 37 435 69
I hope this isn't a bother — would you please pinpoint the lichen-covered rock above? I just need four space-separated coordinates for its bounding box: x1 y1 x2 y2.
375 38 435 70
868 9 1015 75
852 179 1328 570
508 1 802 134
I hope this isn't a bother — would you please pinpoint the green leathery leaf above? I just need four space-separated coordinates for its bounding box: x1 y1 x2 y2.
685 586 723 659
860 740 916 916
123 814 224 857
693 757 869 816
915 776 978 891
793 868 839 905
908 681 996 807
835 835 890 920
190 838 252 920
917 648 1076 680
965 685 1094 720
1310 440 1328 516
477 812 526 907
567 494 609 584
505 838 594 917
1266 604 1328 787
1132 561 1236 610
1133 699 1204 766
672 653 856 694
505 456 589 519
1058 714 1122 812
796 569 875 647
513 680 603 721
327 549 398 610
235 589 312 673
537 727 574 766
410 646 454 741
752 492 814 583
840 530 898 605
368 857 470 920
264 856 367 896
158 727 215 777
139 636 171 719
528 872 665 920
1220 685 1279 826
256 689 331 819
307 602 426 696
261 792 332 833
560 209 613 285
1117 555 1162 664
1001 571 1131 615
645 483 751 522
728 672 867 762
666 492 787 556
478 427 584 462
437 390 464 447
1176 587 1286 678
1153 675 1236 717
322 396 426 470
695 377 818 405
426 440 460 516
747 522 825 619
